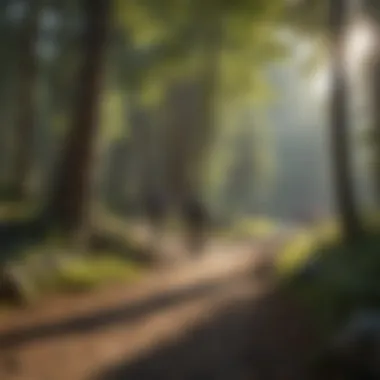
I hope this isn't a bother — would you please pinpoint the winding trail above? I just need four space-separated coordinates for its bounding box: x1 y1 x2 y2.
0 235 318 380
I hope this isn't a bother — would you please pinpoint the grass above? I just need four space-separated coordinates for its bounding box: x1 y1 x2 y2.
276 219 340 277
0 240 144 308
226 216 280 239
0 200 38 222
46 255 142 293
29 241 143 294
0 203 152 308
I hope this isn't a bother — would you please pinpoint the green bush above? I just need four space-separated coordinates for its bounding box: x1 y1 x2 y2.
279 228 380 336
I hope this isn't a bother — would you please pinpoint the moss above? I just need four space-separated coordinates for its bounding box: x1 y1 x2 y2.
50 256 141 293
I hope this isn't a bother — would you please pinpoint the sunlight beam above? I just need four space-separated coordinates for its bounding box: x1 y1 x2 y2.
310 18 376 99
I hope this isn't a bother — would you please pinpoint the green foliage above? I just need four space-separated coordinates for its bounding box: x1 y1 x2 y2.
113 0 289 106
99 90 126 145
204 104 276 217
0 0 336 247
285 234 380 335
279 215 380 335
3 244 143 303
280 0 329 84
283 0 327 36
0 201 38 221
47 256 141 293
276 220 340 276
227 217 279 239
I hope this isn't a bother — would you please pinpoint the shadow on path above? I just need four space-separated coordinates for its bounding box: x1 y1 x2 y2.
90 289 318 380
0 267 257 350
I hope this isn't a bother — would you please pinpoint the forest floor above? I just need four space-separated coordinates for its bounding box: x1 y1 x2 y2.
0 235 319 380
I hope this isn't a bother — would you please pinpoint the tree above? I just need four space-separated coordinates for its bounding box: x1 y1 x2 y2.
362 0 380 203
107 1 287 226
283 0 363 239
367 45 380 201
222 124 258 218
0 1 21 188
329 0 363 241
9 0 41 199
148 0 286 213
46 0 110 245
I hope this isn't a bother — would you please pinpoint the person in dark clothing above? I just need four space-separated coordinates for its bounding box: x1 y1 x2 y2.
144 192 167 245
145 193 166 226
181 196 209 255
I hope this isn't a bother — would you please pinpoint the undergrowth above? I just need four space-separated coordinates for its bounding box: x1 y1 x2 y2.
277 216 380 337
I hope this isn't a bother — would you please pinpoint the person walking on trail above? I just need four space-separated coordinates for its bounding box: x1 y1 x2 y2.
144 192 167 246
181 196 209 256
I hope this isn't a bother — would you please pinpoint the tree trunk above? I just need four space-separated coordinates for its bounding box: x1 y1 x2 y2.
367 18 380 203
128 98 152 214
169 23 221 199
10 0 41 199
47 0 110 245
187 14 222 200
164 79 199 207
329 0 362 242
162 14 221 222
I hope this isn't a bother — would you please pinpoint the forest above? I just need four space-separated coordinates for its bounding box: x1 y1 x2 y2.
1 0 380 379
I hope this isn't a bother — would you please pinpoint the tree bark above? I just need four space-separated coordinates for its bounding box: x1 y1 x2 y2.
188 13 222 200
10 0 41 199
47 0 110 245
366 17 380 203
329 0 363 242
164 79 198 206
162 13 222 223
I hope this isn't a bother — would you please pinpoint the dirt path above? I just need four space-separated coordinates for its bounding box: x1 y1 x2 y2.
0 239 318 380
